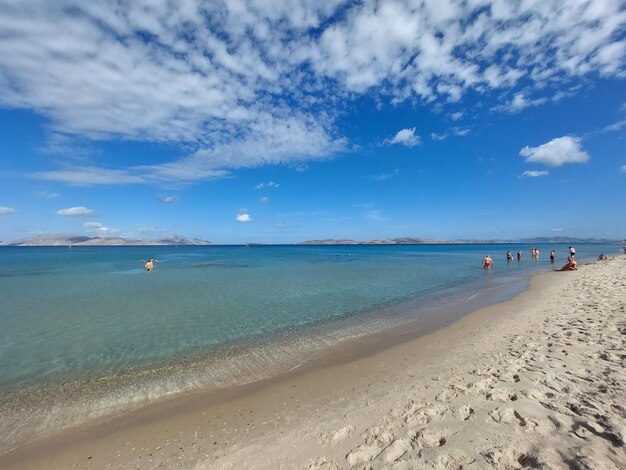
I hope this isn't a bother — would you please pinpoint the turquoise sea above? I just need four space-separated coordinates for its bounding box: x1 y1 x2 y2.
0 243 619 449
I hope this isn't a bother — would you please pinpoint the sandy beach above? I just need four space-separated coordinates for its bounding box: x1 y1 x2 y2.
2 256 624 469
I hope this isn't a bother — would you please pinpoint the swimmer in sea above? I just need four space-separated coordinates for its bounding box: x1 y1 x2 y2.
550 249 556 263
517 250 522 261
142 258 158 271
483 255 494 269
506 251 513 261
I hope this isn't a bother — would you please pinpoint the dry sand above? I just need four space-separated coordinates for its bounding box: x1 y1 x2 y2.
1 256 625 469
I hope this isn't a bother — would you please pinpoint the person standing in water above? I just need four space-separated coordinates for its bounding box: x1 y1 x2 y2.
569 246 576 258
517 250 522 261
483 255 494 269
550 250 556 263
142 258 159 271
506 251 513 261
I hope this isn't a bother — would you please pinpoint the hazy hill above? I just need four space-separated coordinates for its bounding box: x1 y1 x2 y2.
4 234 212 246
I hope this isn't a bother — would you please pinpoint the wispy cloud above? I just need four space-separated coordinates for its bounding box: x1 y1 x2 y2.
1 1 624 184
520 170 549 178
621 164 626 173
259 196 269 203
520 136 590 167
365 169 399 181
0 206 15 215
34 167 146 186
551 228 563 231
56 206 94 216
497 93 546 113
603 120 626 133
365 209 384 221
386 128 421 148
157 194 178 204
84 221 117 235
34 190 60 199
255 181 280 190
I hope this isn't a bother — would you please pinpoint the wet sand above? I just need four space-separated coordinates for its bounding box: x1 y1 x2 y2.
1 256 624 469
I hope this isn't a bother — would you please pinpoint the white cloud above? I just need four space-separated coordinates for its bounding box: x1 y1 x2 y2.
431 132 447 141
0 206 15 215
259 196 269 203
387 128 421 147
551 228 563 231
256 181 280 190
450 112 463 121
520 137 590 167
520 170 549 177
56 206 94 216
499 93 547 113
157 194 178 204
84 221 117 235
0 1 624 184
236 210 251 222
621 165 626 173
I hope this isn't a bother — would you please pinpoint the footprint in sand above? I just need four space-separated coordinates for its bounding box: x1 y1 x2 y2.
435 389 457 403
452 404 474 421
486 389 518 402
306 457 341 470
488 407 525 426
380 438 412 463
415 428 447 448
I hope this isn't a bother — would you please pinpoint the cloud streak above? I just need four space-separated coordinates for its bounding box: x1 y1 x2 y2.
0 206 15 215
56 206 94 216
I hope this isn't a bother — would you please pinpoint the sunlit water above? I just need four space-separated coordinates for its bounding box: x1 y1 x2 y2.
0 243 619 449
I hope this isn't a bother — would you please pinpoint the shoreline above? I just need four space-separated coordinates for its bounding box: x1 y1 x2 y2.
0 264 531 454
2 256 624 468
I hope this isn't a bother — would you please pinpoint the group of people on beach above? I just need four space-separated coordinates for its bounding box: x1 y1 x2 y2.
483 246 579 271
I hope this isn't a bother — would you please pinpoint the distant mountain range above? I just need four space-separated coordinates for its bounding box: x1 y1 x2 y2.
1 234 619 247
298 236 619 245
2 234 212 246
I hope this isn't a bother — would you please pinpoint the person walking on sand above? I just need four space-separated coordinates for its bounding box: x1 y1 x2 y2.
550 249 556 263
483 255 494 269
142 258 159 272
517 250 522 261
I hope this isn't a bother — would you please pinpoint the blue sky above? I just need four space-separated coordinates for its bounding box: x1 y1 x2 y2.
0 0 625 244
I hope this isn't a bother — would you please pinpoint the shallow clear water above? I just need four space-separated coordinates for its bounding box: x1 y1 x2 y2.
0 243 617 393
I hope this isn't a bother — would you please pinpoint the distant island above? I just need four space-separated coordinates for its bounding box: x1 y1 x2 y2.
298 236 618 245
2 234 212 246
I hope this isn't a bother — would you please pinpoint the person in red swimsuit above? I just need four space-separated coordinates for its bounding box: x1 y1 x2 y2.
483 255 494 269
